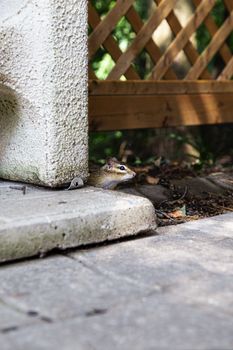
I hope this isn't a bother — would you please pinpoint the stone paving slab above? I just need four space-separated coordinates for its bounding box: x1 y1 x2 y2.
0 213 232 349
0 301 39 332
0 180 156 262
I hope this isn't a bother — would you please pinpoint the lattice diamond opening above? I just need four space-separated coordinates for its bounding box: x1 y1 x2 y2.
89 0 233 81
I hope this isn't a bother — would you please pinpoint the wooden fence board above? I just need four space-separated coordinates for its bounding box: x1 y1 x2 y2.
218 56 233 80
89 93 233 131
89 80 233 95
193 0 232 66
88 3 140 80
155 0 211 79
88 66 97 80
125 5 177 80
107 0 176 80
89 0 135 60
186 11 233 79
150 0 216 80
88 0 233 131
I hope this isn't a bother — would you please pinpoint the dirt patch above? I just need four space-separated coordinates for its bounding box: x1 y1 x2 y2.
120 163 233 226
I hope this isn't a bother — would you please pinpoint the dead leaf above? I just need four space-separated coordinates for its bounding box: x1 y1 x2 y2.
169 204 186 218
132 165 153 174
146 175 160 185
154 156 162 167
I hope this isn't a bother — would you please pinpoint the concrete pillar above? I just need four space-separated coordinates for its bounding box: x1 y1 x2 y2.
0 0 88 187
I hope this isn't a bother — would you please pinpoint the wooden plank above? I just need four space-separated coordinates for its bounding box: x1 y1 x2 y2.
88 66 97 80
89 80 233 95
89 93 233 131
186 11 233 80
88 3 140 80
107 0 176 80
224 0 233 11
150 0 216 80
218 56 233 80
125 5 177 80
88 0 135 60
193 0 232 66
154 0 211 79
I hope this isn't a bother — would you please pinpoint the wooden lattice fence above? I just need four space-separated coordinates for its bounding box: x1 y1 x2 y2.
88 0 233 131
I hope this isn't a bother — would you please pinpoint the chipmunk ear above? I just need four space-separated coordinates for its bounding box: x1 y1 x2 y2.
106 157 118 167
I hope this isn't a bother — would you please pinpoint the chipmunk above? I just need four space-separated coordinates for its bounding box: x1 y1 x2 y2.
87 157 136 190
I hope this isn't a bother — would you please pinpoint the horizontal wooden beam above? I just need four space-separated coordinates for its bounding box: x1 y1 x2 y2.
89 81 233 131
89 80 233 95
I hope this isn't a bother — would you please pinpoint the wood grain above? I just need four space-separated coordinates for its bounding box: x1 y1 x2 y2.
89 80 233 131
89 93 233 131
218 56 233 80
89 80 233 95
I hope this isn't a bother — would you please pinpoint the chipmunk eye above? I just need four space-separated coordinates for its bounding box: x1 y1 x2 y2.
119 165 125 171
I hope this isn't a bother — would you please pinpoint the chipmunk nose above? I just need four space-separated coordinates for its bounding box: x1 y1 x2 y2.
132 171 136 177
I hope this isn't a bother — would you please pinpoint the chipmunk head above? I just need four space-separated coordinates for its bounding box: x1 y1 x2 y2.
101 157 136 189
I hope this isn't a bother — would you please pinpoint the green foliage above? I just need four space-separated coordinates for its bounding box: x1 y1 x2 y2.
91 0 114 15
196 24 211 54
169 132 215 169
89 131 124 163
134 0 151 21
89 129 157 164
211 0 227 27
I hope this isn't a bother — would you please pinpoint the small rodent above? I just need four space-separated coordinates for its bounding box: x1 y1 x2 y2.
87 157 136 190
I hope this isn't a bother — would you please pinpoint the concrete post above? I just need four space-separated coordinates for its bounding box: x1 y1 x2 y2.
0 0 88 187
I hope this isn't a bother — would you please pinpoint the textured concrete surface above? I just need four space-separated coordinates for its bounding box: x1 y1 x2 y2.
0 213 232 350
0 0 88 186
0 180 156 262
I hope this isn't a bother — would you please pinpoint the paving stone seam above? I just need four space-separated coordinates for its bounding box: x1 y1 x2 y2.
66 253 162 290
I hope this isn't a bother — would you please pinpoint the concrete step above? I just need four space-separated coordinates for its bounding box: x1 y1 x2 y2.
0 181 156 262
